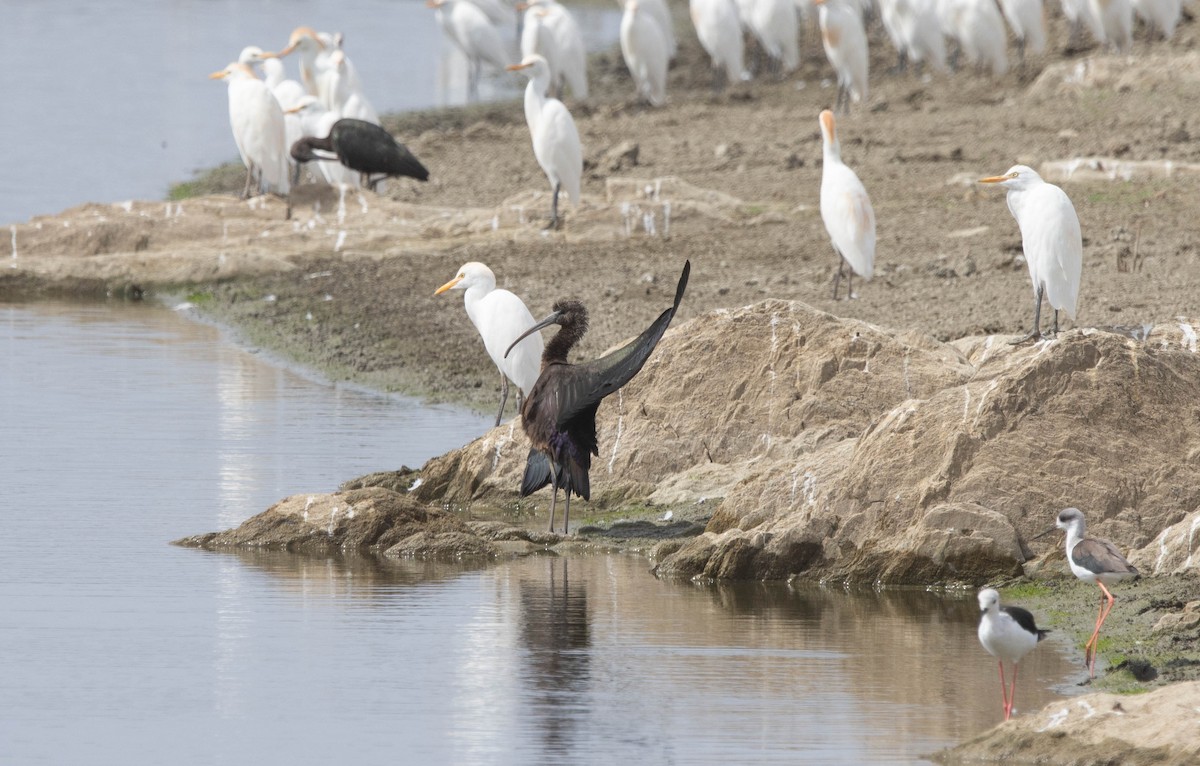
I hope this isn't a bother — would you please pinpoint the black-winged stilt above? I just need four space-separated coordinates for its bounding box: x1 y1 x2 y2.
977 588 1049 720
1046 507 1140 676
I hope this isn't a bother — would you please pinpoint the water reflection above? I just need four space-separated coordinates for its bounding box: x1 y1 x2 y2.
517 557 592 756
186 549 1078 764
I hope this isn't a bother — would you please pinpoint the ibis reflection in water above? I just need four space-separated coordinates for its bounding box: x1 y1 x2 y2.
289 118 430 194
504 260 691 533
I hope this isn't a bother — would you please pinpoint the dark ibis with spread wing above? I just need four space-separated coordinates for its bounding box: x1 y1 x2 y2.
504 260 690 534
289 118 429 192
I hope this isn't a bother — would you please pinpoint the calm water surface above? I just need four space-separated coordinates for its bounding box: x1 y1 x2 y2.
0 302 1079 764
1 0 621 224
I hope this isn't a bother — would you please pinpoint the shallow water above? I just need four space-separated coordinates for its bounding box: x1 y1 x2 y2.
0 302 1080 764
1 0 621 224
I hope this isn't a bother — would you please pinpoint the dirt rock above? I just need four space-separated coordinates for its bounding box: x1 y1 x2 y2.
173 485 502 557
935 680 1200 765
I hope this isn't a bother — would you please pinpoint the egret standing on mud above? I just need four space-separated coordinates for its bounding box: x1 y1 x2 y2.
977 588 1049 721
979 165 1082 344
508 54 583 230
504 261 691 534
1044 507 1139 677
816 0 869 111
435 262 544 427
818 109 876 300
210 62 291 200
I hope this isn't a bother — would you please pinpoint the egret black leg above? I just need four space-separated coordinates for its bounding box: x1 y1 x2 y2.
832 254 846 300
547 182 561 230
1052 309 1060 335
1010 284 1044 344
847 269 854 300
711 64 723 95
242 165 255 200
495 373 509 427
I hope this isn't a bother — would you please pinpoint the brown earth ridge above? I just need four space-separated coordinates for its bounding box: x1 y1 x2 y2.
8 11 1200 758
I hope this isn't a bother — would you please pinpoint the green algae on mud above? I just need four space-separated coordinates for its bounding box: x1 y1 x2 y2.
998 571 1200 691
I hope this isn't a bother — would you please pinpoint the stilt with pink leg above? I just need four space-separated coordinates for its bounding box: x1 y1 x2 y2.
978 588 1048 721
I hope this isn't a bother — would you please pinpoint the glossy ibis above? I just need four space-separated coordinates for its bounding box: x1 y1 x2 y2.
289 118 429 192
435 262 544 427
504 260 690 533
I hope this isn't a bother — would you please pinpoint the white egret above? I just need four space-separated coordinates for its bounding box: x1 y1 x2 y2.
997 0 1047 62
689 0 746 90
324 50 380 124
210 62 291 199
435 262 545 426
620 0 669 106
879 0 948 73
519 0 589 99
1132 0 1182 40
818 109 876 300
428 0 512 101
466 0 519 27
977 589 1048 721
272 27 329 100
1045 508 1139 677
939 0 1008 76
638 0 679 59
979 165 1082 343
1087 0 1133 51
816 0 869 111
745 0 800 76
508 54 583 229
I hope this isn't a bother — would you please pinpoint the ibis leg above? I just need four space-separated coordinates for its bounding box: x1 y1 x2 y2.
563 492 571 535
547 485 558 533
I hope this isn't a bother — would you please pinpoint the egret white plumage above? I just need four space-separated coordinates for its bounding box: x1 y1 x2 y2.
620 0 669 106
209 62 291 200
1043 508 1140 677
745 0 801 75
1132 0 1182 40
272 27 329 100
939 0 1009 76
818 109 876 300
637 0 679 59
1087 0 1133 51
690 0 747 89
979 165 1082 343
977 589 1049 721
519 0 589 99
508 54 583 229
816 0 869 111
435 262 545 426
428 0 512 101
998 0 1047 62
879 0 948 73
324 50 380 124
